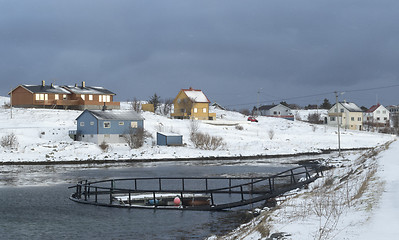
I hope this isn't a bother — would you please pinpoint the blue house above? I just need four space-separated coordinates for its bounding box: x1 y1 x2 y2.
76 110 144 144
156 132 183 146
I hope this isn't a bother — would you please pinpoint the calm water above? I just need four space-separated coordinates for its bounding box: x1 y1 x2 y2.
0 161 295 240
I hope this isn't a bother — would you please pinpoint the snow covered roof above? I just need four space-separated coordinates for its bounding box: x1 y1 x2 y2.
21 85 70 94
86 110 144 120
157 132 182 137
182 88 210 103
340 102 363 112
64 86 115 95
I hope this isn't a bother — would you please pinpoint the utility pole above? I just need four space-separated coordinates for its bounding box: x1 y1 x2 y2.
10 87 13 119
257 88 262 116
335 91 341 156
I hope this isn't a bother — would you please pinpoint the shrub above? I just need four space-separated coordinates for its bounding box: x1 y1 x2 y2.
307 113 322 124
1 133 18 149
99 141 110 152
191 132 225 150
124 128 145 149
268 129 275 140
235 125 244 130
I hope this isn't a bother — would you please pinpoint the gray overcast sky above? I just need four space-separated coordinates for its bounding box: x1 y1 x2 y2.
1 0 399 109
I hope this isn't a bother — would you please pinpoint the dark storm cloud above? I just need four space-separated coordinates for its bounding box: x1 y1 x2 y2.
1 0 399 107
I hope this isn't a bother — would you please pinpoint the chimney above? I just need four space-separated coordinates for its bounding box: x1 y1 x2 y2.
51 83 54 88
75 83 78 87
42 80 45 86
82 81 86 88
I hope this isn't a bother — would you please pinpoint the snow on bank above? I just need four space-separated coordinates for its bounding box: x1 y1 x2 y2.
213 140 398 240
0 96 394 162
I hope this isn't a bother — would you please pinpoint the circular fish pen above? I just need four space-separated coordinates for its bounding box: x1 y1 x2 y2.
69 165 322 211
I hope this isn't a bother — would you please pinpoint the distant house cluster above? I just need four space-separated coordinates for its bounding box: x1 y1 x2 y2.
10 80 120 110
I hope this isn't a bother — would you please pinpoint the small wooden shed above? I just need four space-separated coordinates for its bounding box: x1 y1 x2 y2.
156 132 183 146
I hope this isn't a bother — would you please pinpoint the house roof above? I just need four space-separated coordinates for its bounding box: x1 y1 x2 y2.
19 84 71 94
85 110 144 121
259 105 277 111
339 102 363 112
182 88 210 103
259 103 291 111
366 104 381 113
10 83 116 95
64 85 116 95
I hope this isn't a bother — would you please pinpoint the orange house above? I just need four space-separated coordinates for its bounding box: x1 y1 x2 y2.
9 80 120 110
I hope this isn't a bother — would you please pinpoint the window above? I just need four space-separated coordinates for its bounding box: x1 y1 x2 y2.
80 122 85 127
90 122 94 126
81 95 85 100
131 122 138 128
119 122 124 126
383 110 386 114
99 95 102 102
358 117 361 121
89 95 93 101
35 94 39 100
384 117 387 120
340 109 344 113
106 95 111 102
44 94 48 101
39 94 44 100
103 122 111 128
194 108 198 113
330 117 336 121
55 94 59 100
63 94 67 100
377 117 380 121
273 111 277 115
351 117 355 121
203 108 207 113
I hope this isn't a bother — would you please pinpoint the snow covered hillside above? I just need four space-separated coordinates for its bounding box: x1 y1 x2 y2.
0 96 394 162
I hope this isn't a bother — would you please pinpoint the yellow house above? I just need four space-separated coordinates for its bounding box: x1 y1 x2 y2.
327 101 363 130
171 87 216 120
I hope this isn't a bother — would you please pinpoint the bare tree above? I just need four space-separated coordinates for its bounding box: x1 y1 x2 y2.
131 97 141 112
1 133 18 149
180 98 193 118
124 128 145 149
307 113 322 124
161 98 173 116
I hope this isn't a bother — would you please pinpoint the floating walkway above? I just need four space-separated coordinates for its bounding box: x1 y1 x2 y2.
69 165 322 211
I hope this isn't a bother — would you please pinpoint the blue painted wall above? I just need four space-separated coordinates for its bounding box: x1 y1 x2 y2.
157 133 183 146
77 110 144 135
76 110 98 135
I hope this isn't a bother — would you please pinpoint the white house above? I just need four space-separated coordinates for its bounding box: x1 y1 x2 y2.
259 104 292 116
327 101 363 130
364 104 390 127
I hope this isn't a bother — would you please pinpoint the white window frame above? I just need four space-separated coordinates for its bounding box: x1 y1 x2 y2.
63 94 67 100
90 122 94 126
103 122 111 128
89 95 93 101
203 108 207 113
131 122 138 128
81 95 85 100
194 108 198 113
80 122 85 127
119 122 124 126
35 94 40 101
99 95 102 102
55 94 59 100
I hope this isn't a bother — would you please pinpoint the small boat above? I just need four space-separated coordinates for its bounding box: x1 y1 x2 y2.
113 193 211 208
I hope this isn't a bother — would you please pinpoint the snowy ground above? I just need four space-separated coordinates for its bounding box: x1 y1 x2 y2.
0 96 394 163
211 140 399 240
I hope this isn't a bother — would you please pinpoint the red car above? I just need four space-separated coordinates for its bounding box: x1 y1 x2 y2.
247 116 258 122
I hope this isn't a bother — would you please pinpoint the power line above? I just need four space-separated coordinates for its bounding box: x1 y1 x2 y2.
224 83 399 108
